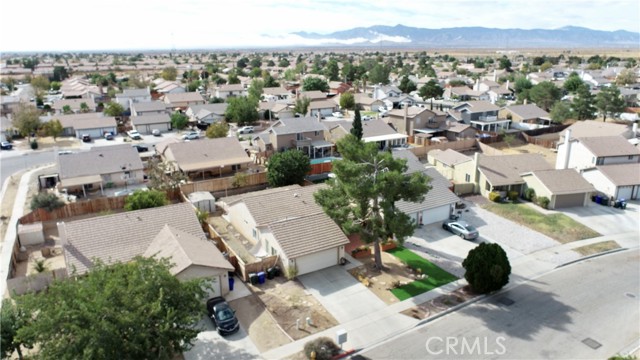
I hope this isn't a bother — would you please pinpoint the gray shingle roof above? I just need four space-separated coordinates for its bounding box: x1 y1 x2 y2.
505 104 550 119
165 137 252 172
527 169 595 195
58 145 143 179
242 184 325 225
428 149 472 167
560 120 631 139
164 92 205 103
132 114 170 126
392 150 426 174
270 117 327 135
479 153 553 186
396 167 459 213
60 203 204 275
577 136 640 157
330 119 399 139
453 101 500 113
594 163 640 186
132 101 168 112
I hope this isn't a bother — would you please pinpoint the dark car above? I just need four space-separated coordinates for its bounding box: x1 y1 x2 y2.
442 218 479 240
81 134 91 142
206 297 239 336
132 144 149 152
1 141 13 150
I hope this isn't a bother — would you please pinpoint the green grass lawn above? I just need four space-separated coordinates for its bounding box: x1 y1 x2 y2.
387 247 458 301
482 203 600 243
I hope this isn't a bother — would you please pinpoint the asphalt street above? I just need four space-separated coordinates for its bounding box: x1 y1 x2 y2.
0 151 55 186
360 249 640 360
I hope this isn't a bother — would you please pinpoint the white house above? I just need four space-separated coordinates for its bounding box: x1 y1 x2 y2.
115 88 151 111
555 131 640 171
581 163 640 200
215 84 246 100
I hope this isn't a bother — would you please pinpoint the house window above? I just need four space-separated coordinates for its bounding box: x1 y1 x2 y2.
596 157 604 165
629 155 634 160
232 164 240 171
485 181 491 191
252 229 257 239
296 133 304 140
465 174 471 182
124 171 131 179
314 131 320 136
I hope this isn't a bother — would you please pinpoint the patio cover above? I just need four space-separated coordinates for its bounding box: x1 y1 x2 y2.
60 174 102 188
311 140 334 148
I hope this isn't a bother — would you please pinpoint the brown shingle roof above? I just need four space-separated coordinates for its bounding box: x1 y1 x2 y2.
594 163 640 186
132 114 170 126
428 149 472 167
58 145 143 179
527 169 595 195
561 120 631 139
242 184 325 225
164 92 205 103
165 137 252 172
479 153 553 186
577 136 640 157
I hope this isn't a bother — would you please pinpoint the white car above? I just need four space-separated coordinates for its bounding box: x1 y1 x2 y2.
182 131 199 140
238 126 254 134
362 115 373 121
127 130 142 140
332 112 344 118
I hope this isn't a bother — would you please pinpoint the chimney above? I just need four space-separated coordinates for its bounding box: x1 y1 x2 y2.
473 152 480 188
404 103 409 135
493 69 497 82
633 122 638 135
523 98 527 105
506 80 510 90
562 129 572 169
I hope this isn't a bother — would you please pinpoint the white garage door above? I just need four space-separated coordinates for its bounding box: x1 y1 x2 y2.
296 248 338 275
617 186 633 201
204 275 222 298
422 205 452 225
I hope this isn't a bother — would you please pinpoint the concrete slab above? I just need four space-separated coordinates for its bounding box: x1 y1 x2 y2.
183 315 262 360
224 276 251 302
561 200 640 236
298 266 387 323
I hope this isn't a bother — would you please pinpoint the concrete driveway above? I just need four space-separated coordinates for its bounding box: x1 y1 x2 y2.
561 200 639 236
183 314 262 360
298 265 387 323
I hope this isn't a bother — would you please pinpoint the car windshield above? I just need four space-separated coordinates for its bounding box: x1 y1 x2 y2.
216 308 234 321
464 224 477 232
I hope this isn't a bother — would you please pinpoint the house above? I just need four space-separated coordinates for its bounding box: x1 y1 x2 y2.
253 117 330 157
449 101 508 132
499 104 551 128
262 87 292 101
443 87 489 102
131 101 169 117
59 203 234 297
163 92 205 110
393 150 460 225
218 184 349 275
581 163 640 200
259 102 292 120
131 114 171 134
309 100 338 117
60 77 102 100
186 103 228 124
1 115 19 141
57 145 144 197
354 93 385 112
215 84 246 100
443 122 476 141
555 132 640 171
521 169 595 209
456 153 553 197
115 88 151 111
44 113 117 139
52 98 96 114
386 106 447 136
163 137 252 179
299 90 327 102
558 120 635 140
329 82 352 95
0 96 21 114
383 94 417 110
427 149 473 181
327 119 408 150
373 85 402 100
153 79 185 94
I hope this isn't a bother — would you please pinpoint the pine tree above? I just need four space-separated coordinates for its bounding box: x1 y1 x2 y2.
351 108 363 140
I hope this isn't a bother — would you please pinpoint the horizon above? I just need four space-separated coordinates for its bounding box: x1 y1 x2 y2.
2 0 640 52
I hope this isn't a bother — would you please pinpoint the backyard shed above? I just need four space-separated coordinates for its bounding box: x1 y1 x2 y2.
188 191 216 213
18 222 45 246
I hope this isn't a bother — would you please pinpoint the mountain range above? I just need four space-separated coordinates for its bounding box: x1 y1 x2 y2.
290 25 639 48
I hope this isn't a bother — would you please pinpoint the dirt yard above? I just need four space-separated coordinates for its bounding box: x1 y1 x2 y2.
491 138 557 166
230 294 292 352
400 286 479 320
249 276 338 341
348 251 423 305
12 136 82 152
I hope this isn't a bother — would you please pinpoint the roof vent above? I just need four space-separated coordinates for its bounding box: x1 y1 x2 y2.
293 193 299 198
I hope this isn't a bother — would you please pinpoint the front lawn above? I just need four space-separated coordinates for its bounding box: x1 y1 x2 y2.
387 247 458 301
482 203 600 243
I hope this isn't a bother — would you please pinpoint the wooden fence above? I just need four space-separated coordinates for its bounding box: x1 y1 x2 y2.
309 161 333 175
521 124 569 149
408 138 477 158
19 196 129 224
180 172 268 195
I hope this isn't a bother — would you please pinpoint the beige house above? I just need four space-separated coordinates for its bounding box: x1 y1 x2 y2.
521 169 595 209
253 117 330 157
386 107 447 136
163 92 205 109
354 93 385 112
498 104 550 126
327 119 408 150
427 149 473 181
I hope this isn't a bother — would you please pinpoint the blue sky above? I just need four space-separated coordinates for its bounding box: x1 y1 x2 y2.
2 0 639 51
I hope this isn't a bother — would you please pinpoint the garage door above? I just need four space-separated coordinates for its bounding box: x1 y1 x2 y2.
616 186 633 201
554 193 586 209
422 205 452 225
296 248 338 275
204 275 222 298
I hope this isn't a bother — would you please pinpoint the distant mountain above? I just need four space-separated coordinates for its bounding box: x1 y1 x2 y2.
290 25 639 48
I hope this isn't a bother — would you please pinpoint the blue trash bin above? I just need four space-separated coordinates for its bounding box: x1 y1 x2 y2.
229 277 235 291
257 271 266 284
595 195 602 204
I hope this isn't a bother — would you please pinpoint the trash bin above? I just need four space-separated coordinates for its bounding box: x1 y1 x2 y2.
229 277 235 291
621 202 627 209
257 271 266 284
595 195 602 204
591 195 596 202
249 273 259 285
601 197 609 206
266 267 275 279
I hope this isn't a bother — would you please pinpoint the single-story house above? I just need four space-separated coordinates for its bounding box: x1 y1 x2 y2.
59 203 234 297
581 163 640 200
131 101 169 117
52 98 97 114
46 113 117 139
521 169 595 209
186 103 228 124
428 149 473 181
354 93 385 112
499 104 550 126
309 100 338 117
218 184 349 275
131 114 172 134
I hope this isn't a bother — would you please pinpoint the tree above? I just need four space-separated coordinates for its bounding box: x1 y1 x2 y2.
293 96 311 116
462 243 511 294
314 135 430 269
30 76 50 91
351 108 363 140
62 105 73 114
529 81 561 111
103 101 124 117
171 112 189 130
571 84 596 120
278 58 290 67
30 193 65 212
124 189 168 211
225 97 258 126
266 150 311 187
15 257 208 360
12 103 41 137
79 102 90 113
596 85 625 121
52 66 68 82
563 73 584 93
368 63 391 85
42 119 63 140
323 59 340 81
206 121 229 138
339 92 355 110
248 79 264 103
146 158 187 191
302 77 329 92
418 80 444 100
227 71 240 85
50 81 61 91
616 68 637 85
161 66 178 81
398 75 417 94
2 299 30 360
550 102 572 123
498 56 512 70
513 77 532 95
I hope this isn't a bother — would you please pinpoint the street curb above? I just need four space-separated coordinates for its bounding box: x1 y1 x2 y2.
415 293 487 328
0 174 11 205
555 247 629 269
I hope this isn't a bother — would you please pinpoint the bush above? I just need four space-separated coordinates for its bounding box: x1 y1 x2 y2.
523 188 536 201
124 189 168 211
285 265 298 280
488 191 502 202
507 191 519 201
30 193 65 212
536 196 550 209
30 140 38 150
303 337 340 360
462 243 511 294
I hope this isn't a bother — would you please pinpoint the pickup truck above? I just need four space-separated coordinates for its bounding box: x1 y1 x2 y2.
127 130 142 140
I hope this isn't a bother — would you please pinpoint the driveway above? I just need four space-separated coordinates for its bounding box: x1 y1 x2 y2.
561 200 639 236
298 265 387 323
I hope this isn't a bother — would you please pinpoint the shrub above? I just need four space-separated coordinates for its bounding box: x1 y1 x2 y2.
536 196 550 209
523 188 536 201
488 191 502 202
507 191 519 201
462 243 511 294
30 140 38 150
303 337 340 360
30 193 65 212
285 265 298 280
124 189 168 211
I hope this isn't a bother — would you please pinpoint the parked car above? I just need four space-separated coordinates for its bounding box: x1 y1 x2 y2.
132 144 149 152
0 141 13 150
181 131 199 140
442 218 479 240
58 150 74 155
81 134 91 142
104 132 114 140
127 130 142 140
151 129 161 137
238 126 254 134
362 115 373 121
332 112 343 118
206 297 239 336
